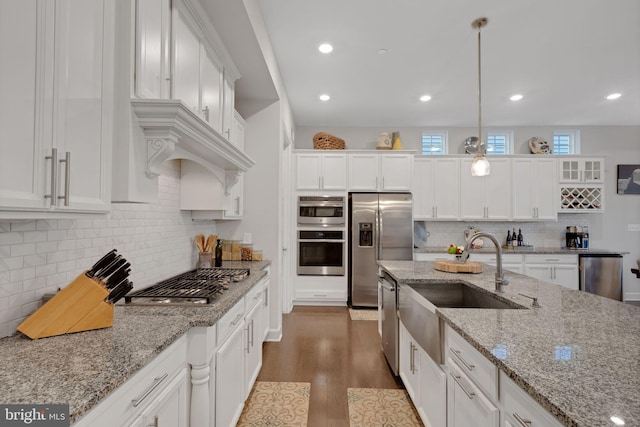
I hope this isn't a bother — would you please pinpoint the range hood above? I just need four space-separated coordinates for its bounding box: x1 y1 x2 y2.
131 99 255 194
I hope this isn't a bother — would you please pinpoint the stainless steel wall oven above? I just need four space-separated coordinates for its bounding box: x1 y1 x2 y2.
297 229 345 276
297 196 345 226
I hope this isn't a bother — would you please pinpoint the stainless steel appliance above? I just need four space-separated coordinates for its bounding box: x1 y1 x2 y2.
124 268 250 305
380 272 399 375
349 192 413 307
297 195 345 226
579 254 623 301
297 230 345 275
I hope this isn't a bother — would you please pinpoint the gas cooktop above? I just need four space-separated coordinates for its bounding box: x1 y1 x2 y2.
124 268 250 306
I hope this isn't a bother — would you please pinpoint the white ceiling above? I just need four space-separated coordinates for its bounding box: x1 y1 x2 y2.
252 0 640 128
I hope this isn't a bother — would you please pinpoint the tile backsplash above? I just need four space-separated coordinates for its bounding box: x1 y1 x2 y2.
0 161 214 338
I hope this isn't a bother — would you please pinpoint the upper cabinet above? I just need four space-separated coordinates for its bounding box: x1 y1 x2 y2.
296 152 347 191
135 0 171 99
559 158 603 183
413 158 459 220
460 158 511 220
0 0 114 216
512 158 557 220
558 157 605 212
348 152 413 192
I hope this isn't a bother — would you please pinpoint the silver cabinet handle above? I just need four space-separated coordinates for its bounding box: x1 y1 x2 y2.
450 373 475 399
202 105 210 122
250 319 254 348
230 312 243 327
132 373 168 407
450 348 475 371
381 176 385 189
375 176 379 189
513 412 532 426
235 196 241 214
318 176 322 189
58 151 70 206
410 342 418 374
45 148 58 206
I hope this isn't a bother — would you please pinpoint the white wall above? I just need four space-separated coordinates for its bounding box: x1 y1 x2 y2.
296 125 640 300
0 161 216 338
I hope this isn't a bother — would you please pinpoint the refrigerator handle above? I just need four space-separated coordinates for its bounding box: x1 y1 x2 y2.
376 207 382 261
579 263 585 291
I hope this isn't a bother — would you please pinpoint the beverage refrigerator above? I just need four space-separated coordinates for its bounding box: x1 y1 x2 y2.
348 192 413 307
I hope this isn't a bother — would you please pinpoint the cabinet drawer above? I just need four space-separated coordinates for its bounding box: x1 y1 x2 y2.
245 283 264 311
217 298 246 346
523 254 577 265
74 335 187 427
445 326 498 401
500 371 563 427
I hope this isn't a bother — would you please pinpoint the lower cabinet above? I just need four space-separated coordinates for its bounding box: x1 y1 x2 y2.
523 254 578 290
215 315 246 427
447 359 499 427
129 369 190 427
500 371 563 427
399 322 446 427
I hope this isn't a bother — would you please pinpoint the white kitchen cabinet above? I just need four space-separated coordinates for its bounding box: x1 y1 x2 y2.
215 309 246 427
414 253 455 262
221 74 235 141
348 152 413 191
512 158 557 220
244 296 263 398
173 4 224 131
460 158 511 220
559 158 603 183
295 152 347 191
73 335 188 427
523 254 578 290
413 158 460 220
399 323 421 403
500 371 563 427
0 0 113 215
135 0 171 99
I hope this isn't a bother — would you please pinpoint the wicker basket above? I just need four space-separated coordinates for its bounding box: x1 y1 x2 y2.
313 132 345 150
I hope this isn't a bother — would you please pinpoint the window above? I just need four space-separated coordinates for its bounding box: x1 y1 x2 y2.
421 131 448 155
486 130 513 154
553 130 581 154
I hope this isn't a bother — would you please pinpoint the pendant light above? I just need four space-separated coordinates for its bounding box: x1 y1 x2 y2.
470 17 490 177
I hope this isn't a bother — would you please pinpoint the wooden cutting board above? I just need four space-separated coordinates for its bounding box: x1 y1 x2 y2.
434 260 483 274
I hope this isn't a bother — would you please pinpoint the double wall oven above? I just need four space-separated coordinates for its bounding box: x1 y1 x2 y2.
297 196 346 276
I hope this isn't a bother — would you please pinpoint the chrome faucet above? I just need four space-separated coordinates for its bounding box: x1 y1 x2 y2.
461 232 510 293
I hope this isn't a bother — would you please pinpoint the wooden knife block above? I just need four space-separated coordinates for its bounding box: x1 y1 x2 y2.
17 272 113 339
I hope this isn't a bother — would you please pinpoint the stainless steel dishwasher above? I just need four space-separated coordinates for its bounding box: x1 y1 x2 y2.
380 272 399 375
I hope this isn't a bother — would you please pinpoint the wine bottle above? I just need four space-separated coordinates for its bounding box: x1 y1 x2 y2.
215 239 223 267
506 230 512 247
517 229 523 246
512 228 517 247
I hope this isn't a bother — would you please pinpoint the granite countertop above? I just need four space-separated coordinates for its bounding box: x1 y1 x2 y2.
414 246 625 255
378 260 640 427
0 260 270 423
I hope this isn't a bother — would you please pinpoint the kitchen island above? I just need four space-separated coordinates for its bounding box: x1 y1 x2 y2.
379 260 640 427
0 261 270 424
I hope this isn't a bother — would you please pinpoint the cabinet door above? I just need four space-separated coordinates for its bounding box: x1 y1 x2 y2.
534 159 557 220
245 300 263 398
460 159 486 219
523 264 551 282
296 154 322 190
0 0 48 210
320 154 347 190
412 159 432 219
173 10 200 114
216 322 246 427
223 173 243 219
511 159 536 220
399 324 420 403
553 265 579 290
231 111 246 150
432 158 459 219
348 154 379 190
135 0 171 99
448 362 498 427
142 369 189 427
419 350 446 427
484 159 511 219
200 46 223 131
380 154 412 191
221 76 235 141
53 0 112 212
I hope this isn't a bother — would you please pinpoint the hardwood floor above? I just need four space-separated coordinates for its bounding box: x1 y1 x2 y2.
257 306 404 427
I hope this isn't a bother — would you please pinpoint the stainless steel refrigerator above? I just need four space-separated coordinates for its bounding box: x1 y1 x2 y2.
349 192 413 307
579 253 624 301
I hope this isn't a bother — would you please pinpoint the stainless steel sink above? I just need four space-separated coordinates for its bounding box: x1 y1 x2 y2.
398 281 525 365
407 281 524 309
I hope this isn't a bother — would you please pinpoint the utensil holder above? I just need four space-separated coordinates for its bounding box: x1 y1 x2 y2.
17 272 113 340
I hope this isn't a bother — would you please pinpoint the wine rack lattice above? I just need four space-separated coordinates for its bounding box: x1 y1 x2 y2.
560 187 602 211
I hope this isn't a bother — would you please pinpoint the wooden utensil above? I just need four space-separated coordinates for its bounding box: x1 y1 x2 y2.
205 234 215 252
195 234 205 252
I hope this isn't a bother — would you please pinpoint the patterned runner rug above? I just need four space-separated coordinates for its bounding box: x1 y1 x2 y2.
347 388 423 427
237 381 311 426
348 308 378 321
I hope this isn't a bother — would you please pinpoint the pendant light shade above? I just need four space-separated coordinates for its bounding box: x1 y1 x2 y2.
471 17 490 177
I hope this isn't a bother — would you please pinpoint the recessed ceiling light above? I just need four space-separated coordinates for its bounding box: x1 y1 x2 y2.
606 93 622 100
510 94 523 101
318 43 333 54
377 49 388 55
319 94 330 101
420 95 432 102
